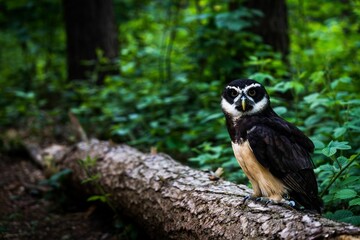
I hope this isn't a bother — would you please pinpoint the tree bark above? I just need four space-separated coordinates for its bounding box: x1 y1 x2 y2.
43 139 360 240
62 0 119 84
245 0 290 61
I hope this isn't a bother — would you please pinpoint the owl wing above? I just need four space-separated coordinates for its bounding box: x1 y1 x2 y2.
246 121 322 212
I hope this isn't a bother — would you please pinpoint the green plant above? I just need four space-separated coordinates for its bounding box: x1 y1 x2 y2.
78 156 115 209
38 168 72 204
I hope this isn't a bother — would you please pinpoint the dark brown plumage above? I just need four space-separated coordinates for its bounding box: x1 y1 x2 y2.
221 79 322 213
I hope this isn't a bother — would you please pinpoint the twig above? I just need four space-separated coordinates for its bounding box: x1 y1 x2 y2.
320 152 360 198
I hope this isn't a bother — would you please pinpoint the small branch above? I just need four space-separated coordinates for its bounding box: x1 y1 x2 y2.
68 111 88 142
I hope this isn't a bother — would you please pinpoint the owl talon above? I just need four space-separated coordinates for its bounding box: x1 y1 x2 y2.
259 198 298 210
255 197 273 206
265 199 273 206
286 200 296 207
278 200 299 210
242 194 253 204
244 196 290 208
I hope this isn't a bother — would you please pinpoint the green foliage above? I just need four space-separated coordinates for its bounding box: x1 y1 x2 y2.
39 168 72 203
1 0 360 226
40 168 72 189
0 0 66 130
325 210 360 226
87 194 112 203
78 156 115 208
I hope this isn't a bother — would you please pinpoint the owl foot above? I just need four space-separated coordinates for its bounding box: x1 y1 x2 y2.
242 194 258 204
255 197 273 206
282 200 296 207
242 195 296 210
252 197 297 210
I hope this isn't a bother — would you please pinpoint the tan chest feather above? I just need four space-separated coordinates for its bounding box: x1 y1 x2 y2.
231 141 286 199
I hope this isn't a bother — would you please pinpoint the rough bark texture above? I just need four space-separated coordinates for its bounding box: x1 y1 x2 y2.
49 139 360 240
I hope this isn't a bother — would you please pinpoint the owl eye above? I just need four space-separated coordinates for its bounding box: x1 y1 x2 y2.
248 89 256 97
229 89 239 98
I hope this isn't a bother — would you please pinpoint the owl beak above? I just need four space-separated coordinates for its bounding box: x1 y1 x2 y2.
234 95 248 111
241 96 246 111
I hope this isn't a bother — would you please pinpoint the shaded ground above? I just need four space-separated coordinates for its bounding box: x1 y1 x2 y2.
0 153 138 240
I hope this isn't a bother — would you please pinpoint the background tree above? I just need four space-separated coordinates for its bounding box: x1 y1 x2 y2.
62 0 119 84
187 0 289 83
244 0 289 61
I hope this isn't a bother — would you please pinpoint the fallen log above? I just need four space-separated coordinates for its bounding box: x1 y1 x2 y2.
40 139 360 239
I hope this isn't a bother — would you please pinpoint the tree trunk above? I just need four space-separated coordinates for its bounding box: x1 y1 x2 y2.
62 0 119 84
41 140 360 239
245 0 290 61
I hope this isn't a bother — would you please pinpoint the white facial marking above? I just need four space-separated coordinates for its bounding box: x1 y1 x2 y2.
244 96 268 116
221 97 243 119
226 86 240 91
242 83 261 93
221 95 269 119
225 83 261 96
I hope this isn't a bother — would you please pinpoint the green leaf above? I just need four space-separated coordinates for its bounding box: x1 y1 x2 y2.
342 176 360 186
292 81 305 94
341 216 360 226
316 164 334 172
333 127 347 138
303 93 319 103
322 141 352 157
310 98 331 108
349 198 360 206
184 13 212 23
113 128 130 136
335 189 357 200
248 73 274 83
336 156 348 168
346 99 360 105
81 173 101 184
215 11 251 31
309 71 325 84
305 115 322 126
48 169 72 185
328 210 353 220
273 106 287 115
311 138 325 149
87 195 109 203
201 113 223 123
348 123 360 132
350 153 360 161
330 77 351 89
331 141 351 150
14 90 35 99
322 146 337 157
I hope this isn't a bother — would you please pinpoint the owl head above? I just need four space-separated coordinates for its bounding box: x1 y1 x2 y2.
221 79 270 119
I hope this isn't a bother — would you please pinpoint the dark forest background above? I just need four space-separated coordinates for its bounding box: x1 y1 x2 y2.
0 0 360 226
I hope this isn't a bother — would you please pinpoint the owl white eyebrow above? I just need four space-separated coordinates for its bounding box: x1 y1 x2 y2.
243 83 261 93
226 86 241 92
226 83 261 94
